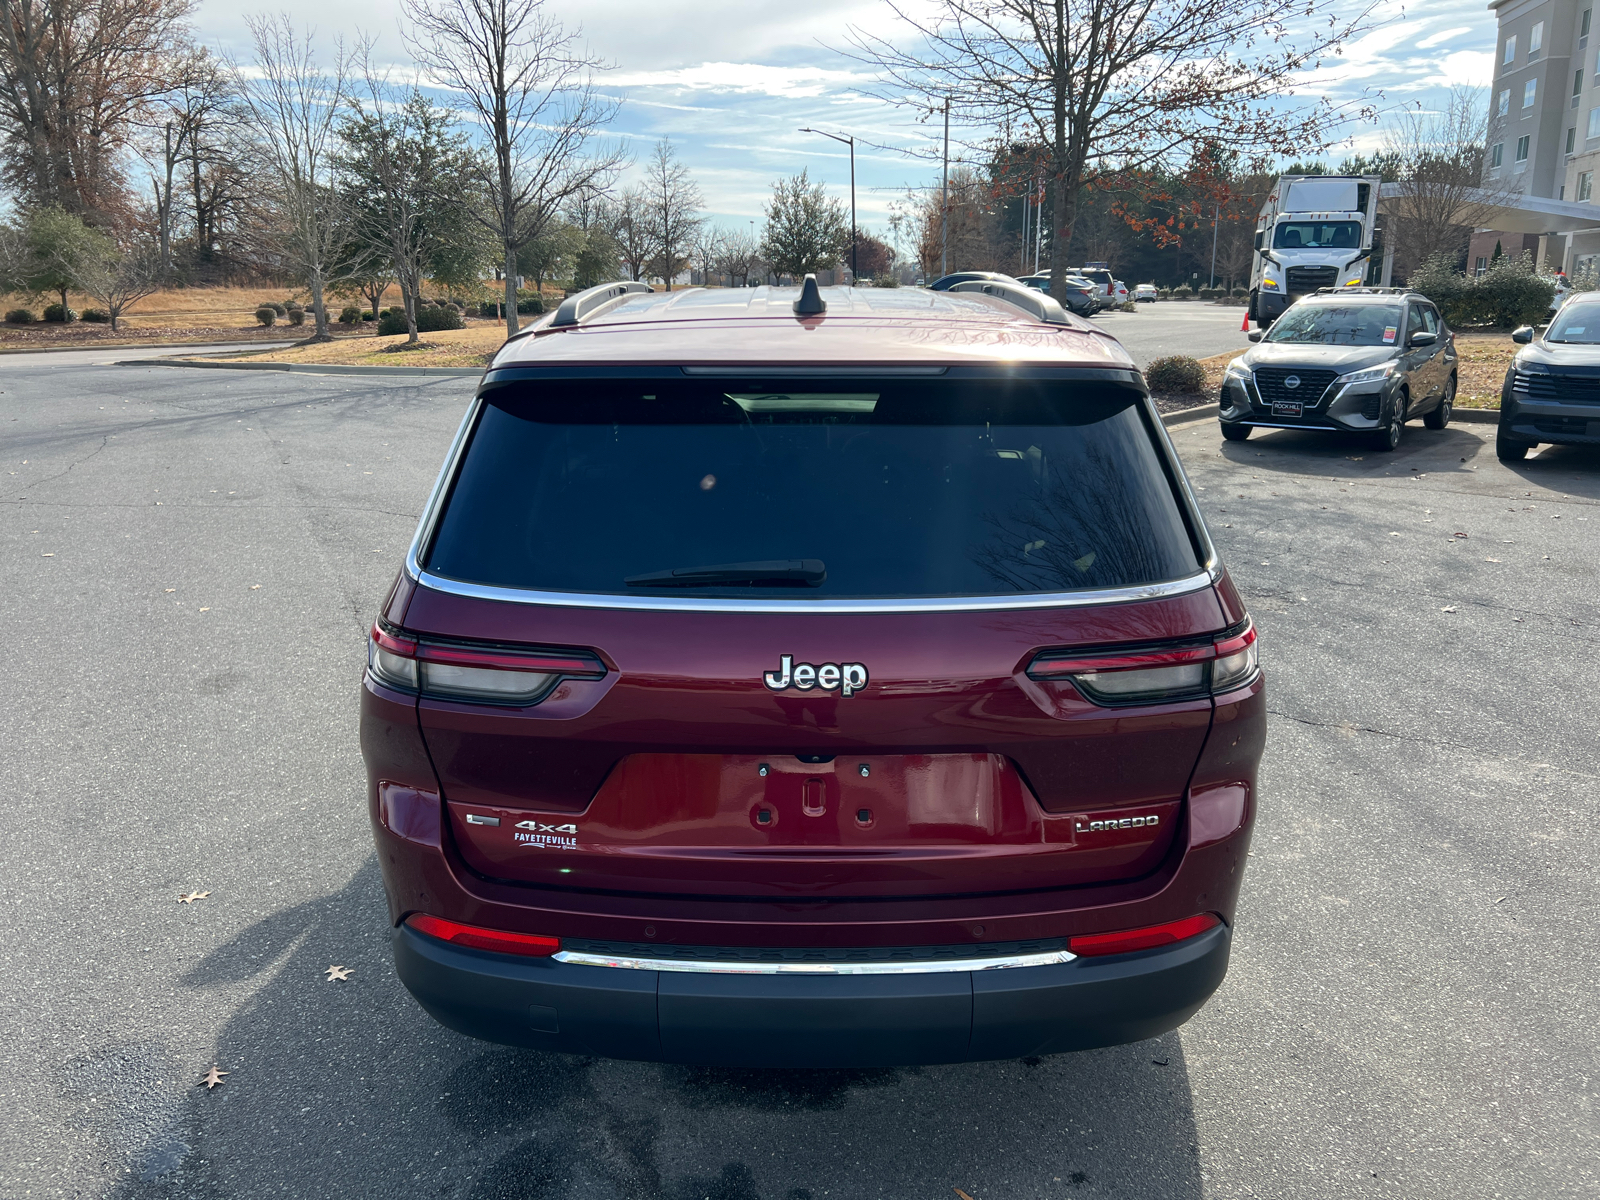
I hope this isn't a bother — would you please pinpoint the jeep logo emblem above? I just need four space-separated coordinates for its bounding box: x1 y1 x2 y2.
1284 375 1301 389
763 654 868 697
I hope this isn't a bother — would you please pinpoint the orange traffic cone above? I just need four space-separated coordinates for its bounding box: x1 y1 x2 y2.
1240 311 1250 332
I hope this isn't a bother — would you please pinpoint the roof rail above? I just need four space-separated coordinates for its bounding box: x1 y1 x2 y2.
948 279 1071 325
1313 285 1408 295
550 280 654 328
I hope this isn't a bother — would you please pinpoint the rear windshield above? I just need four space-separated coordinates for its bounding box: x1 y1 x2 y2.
425 379 1201 599
1265 303 1402 347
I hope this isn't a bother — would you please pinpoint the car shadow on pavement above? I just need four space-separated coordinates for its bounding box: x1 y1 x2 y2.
111 857 1206 1200
1212 424 1600 498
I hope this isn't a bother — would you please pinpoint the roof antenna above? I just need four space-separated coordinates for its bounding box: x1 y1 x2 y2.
793 274 827 316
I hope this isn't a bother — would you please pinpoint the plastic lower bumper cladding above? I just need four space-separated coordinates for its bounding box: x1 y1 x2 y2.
393 920 1232 1067
1502 402 1600 445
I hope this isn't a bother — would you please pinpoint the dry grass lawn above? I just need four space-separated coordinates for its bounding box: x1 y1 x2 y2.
1451 330 1518 406
209 323 509 369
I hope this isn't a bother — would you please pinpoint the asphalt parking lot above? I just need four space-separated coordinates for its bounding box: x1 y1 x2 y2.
3 356 1597 1200
1089 302 1251 367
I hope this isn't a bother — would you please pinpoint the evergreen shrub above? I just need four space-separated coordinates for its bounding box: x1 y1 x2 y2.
1144 355 1208 394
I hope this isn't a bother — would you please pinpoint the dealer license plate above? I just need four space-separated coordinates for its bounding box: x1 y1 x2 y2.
1272 401 1303 417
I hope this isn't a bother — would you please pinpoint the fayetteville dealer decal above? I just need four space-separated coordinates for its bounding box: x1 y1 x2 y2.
514 819 578 850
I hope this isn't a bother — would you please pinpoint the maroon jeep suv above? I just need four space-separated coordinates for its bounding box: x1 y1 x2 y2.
361 278 1263 1068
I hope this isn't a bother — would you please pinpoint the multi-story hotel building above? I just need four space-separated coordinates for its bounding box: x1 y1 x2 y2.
1476 0 1600 275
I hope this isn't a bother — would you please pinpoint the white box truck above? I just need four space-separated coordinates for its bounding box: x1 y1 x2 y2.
1249 175 1382 327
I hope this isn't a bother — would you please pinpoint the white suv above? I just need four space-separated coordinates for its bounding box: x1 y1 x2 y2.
1073 268 1128 307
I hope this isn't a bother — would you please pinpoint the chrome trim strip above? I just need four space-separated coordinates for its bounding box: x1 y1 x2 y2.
1143 394 1221 583
551 948 1076 974
405 396 482 583
407 568 1215 613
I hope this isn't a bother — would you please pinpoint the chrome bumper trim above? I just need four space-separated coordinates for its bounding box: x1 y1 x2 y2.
551 948 1077 974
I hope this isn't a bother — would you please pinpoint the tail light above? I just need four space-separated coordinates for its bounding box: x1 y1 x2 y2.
368 623 606 706
1028 618 1257 706
406 913 560 957
1069 912 1221 957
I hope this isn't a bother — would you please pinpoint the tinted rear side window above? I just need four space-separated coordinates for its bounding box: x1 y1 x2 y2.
425 378 1201 599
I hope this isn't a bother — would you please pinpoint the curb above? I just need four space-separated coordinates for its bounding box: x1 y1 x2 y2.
0 338 296 357
1161 403 1218 426
1160 403 1499 429
118 357 483 378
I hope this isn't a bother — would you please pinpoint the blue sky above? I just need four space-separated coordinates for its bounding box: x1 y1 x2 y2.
196 0 1499 244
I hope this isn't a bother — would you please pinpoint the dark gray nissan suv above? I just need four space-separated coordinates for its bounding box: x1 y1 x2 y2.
1218 287 1458 451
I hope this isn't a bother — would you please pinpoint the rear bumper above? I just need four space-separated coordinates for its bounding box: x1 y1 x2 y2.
393 920 1232 1067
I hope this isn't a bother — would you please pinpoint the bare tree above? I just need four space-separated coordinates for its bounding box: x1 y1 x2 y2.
613 186 655 282
1381 87 1509 278
689 223 722 287
641 138 701 290
403 0 624 333
0 0 192 218
68 235 165 330
135 46 234 270
849 0 1378 304
714 228 761 287
233 16 351 341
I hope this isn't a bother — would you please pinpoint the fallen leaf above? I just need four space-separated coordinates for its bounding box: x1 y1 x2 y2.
41 552 53 557
1484 557 1501 563
178 891 210 904
199 607 210 612
200 1066 228 1089
249 584 261 590
1440 606 1458 613
1388 532 1401 537
954 1191 976 1200
1453 532 1467 539
1348 456 1363 461
325 965 353 982
164 588 175 593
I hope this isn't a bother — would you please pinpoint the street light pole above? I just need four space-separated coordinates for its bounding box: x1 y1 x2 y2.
799 128 857 284
941 99 950 277
1209 203 1220 291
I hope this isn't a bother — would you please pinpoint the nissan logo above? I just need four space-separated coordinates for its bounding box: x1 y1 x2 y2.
1284 375 1301 389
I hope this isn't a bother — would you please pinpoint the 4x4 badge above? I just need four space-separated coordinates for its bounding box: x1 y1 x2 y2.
515 820 578 834
763 654 869 697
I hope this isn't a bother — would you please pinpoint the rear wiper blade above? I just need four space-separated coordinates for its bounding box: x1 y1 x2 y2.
625 559 826 588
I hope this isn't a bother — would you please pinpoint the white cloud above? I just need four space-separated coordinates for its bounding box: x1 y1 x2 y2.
609 62 871 100
1417 25 1474 49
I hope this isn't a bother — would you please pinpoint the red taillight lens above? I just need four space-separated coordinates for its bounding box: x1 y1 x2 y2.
1210 620 1259 692
367 622 605 705
1027 618 1257 706
1069 913 1221 957
406 913 561 957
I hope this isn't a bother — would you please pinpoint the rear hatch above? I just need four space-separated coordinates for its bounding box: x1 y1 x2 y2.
399 371 1228 900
